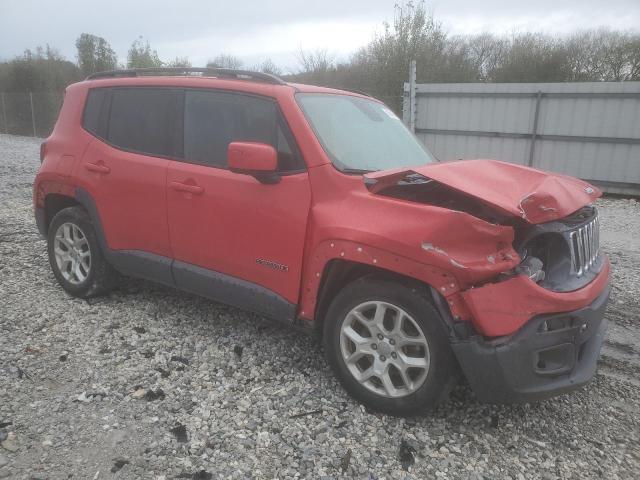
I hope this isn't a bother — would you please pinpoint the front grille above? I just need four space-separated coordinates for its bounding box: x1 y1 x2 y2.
569 216 600 276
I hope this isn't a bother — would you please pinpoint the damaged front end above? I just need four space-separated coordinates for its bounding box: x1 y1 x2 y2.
364 161 611 402
364 162 608 336
511 205 603 292
458 203 608 337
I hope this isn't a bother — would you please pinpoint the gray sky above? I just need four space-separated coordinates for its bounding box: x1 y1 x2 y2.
1 0 639 72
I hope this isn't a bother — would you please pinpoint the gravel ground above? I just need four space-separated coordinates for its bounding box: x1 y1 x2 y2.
0 133 639 479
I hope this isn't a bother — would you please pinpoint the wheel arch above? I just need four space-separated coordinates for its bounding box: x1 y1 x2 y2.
72 187 111 253
39 187 105 242
42 193 80 235
310 256 463 340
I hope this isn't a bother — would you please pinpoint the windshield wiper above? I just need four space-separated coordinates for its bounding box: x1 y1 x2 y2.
341 168 373 174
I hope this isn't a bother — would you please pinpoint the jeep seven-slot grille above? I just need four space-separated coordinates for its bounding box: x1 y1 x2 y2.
569 216 600 276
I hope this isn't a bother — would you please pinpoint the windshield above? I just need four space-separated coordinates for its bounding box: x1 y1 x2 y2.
296 93 435 172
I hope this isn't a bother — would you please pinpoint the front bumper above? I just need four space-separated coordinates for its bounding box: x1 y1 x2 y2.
451 284 610 403
462 257 611 337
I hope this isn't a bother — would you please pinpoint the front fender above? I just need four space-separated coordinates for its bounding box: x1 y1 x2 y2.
298 239 472 321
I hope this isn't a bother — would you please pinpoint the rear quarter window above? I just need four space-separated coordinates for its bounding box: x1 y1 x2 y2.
82 88 108 136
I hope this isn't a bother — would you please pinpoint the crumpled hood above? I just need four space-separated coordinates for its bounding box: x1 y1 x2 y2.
364 159 601 224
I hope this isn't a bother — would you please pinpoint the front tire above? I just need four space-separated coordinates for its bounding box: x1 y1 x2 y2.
323 276 458 416
47 206 117 298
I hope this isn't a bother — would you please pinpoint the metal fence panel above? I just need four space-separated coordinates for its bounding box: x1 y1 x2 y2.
403 81 640 195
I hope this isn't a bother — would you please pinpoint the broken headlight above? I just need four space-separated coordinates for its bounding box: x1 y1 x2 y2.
515 256 545 283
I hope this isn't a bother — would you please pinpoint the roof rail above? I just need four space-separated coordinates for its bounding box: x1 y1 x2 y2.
85 67 287 85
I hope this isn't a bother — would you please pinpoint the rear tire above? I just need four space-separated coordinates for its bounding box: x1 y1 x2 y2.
323 276 457 416
47 206 117 298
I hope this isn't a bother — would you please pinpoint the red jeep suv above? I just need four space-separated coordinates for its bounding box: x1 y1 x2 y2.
34 68 610 415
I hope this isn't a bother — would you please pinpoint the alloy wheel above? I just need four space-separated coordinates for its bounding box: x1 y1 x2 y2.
339 300 431 398
53 222 91 285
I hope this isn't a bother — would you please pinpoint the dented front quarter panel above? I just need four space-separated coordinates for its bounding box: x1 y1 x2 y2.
299 164 521 321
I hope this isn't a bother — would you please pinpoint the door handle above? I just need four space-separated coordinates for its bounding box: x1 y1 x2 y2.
84 162 111 174
170 181 204 195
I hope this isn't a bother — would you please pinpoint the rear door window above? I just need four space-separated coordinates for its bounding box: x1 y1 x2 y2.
107 88 181 158
183 90 304 172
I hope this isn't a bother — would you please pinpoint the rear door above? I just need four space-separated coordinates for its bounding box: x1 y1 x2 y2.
77 87 181 259
166 89 311 313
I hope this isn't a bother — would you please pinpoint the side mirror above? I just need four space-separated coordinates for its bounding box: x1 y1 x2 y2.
228 141 279 184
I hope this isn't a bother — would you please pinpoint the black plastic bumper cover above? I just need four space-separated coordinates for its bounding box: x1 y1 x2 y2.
452 285 610 403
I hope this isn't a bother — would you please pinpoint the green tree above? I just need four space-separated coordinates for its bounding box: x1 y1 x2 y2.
0 46 81 135
75 33 117 76
2 46 80 92
127 37 162 68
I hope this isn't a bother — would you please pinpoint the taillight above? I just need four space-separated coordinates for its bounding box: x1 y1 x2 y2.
40 142 47 163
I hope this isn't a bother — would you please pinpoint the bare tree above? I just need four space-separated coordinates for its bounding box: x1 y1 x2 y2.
599 30 637 81
207 54 243 69
166 56 191 68
487 32 571 82
254 58 281 75
629 36 640 80
296 48 334 74
565 29 640 81
465 33 508 81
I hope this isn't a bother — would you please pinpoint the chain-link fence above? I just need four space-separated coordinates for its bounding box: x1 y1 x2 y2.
0 92 64 138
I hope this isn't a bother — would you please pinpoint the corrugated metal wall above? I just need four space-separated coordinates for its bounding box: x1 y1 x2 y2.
402 82 640 195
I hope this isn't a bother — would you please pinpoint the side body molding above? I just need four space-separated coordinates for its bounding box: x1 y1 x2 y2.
172 261 296 321
74 187 297 324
